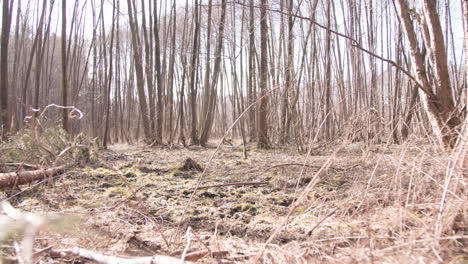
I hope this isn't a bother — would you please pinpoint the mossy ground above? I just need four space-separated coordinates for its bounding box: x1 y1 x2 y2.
0 140 466 263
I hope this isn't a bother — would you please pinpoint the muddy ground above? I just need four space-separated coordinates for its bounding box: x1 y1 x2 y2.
1 140 466 263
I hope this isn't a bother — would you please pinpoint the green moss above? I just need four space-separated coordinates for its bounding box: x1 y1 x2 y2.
233 203 257 214
124 171 137 178
169 169 194 179
317 174 346 191
294 205 308 214
105 187 129 198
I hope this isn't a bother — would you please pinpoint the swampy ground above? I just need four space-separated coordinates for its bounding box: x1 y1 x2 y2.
1 140 467 263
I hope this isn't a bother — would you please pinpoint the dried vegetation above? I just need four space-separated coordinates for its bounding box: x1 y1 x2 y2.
0 131 466 263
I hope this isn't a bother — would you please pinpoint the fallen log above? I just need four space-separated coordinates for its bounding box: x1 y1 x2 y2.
184 250 229 261
50 247 195 264
0 166 66 190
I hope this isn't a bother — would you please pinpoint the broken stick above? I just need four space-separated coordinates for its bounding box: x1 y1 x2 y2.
193 181 268 190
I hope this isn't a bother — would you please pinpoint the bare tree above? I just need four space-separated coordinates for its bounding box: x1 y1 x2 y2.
103 0 116 148
199 0 227 146
126 0 152 141
247 0 257 141
188 0 201 145
395 0 461 148
61 0 69 133
257 0 270 149
166 0 177 144
279 0 294 144
154 0 165 144
0 0 13 139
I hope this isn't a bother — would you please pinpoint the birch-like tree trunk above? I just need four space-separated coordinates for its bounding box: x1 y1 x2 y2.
395 0 462 148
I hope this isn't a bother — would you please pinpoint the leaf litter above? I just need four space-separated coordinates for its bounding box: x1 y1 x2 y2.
1 139 466 263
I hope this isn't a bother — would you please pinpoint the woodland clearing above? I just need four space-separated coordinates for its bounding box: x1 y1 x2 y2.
0 137 466 263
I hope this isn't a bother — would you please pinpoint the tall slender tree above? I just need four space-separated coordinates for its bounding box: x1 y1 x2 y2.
257 0 270 148
199 0 227 146
103 0 116 148
61 0 69 133
126 0 151 141
247 0 257 141
189 0 201 145
279 0 294 144
154 0 165 144
0 0 12 139
166 0 177 144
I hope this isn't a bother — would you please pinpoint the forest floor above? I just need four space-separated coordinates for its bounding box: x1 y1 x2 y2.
1 139 467 263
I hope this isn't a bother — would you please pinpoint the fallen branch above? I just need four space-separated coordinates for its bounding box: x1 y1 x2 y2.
0 166 66 190
306 208 338 236
3 163 41 170
52 144 88 166
110 185 146 209
193 181 268 190
184 250 229 261
50 247 194 264
262 163 360 173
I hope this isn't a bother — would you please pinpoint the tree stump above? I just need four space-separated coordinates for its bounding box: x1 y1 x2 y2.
179 158 204 172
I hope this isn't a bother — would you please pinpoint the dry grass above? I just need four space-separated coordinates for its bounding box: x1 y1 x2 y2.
0 130 466 263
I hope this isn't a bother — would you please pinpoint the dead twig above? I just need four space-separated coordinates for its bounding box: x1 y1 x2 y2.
262 163 359 173
193 181 269 190
306 208 338 236
184 250 229 261
110 185 146 209
52 144 88 167
50 247 194 264
2 163 41 170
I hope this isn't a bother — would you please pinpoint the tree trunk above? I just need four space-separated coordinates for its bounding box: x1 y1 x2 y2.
199 0 213 146
188 0 200 145
257 0 270 149
103 0 116 149
247 0 257 141
0 0 12 139
166 0 177 144
0 166 66 190
61 0 69 133
154 0 164 144
140 0 155 136
199 0 227 146
126 0 151 141
395 0 461 148
280 0 294 144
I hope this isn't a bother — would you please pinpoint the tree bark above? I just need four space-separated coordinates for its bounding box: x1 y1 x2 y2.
166 0 177 144
61 0 69 133
154 0 164 144
280 0 294 144
126 0 151 141
0 166 66 190
199 0 227 146
257 0 270 149
188 0 201 145
395 0 461 148
103 0 116 149
1 0 13 139
247 0 257 141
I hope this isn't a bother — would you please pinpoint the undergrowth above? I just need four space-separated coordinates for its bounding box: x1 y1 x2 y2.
0 127 99 167
0 128 466 263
